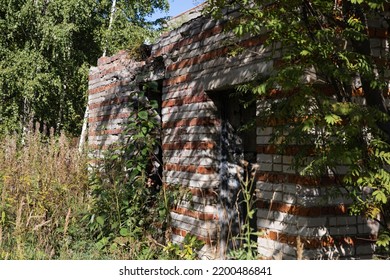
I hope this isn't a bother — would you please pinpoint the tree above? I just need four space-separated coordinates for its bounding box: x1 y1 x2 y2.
0 0 168 135
205 0 390 249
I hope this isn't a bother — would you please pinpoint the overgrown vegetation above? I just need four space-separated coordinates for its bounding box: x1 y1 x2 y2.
206 0 390 251
0 94 204 259
86 92 174 259
228 162 262 260
0 125 90 259
2 0 389 260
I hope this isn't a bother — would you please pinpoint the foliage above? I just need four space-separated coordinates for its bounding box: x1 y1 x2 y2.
163 234 205 260
205 0 390 249
87 91 179 259
0 93 202 260
228 162 262 260
0 0 168 135
101 0 170 56
0 125 90 259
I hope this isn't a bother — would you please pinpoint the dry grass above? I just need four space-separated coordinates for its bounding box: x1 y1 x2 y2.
0 125 89 259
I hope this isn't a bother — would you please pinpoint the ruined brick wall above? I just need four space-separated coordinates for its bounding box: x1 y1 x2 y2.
151 10 274 258
88 51 146 157
88 6 388 259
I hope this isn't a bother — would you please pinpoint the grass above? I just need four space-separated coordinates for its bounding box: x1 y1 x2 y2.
0 125 91 259
0 125 202 260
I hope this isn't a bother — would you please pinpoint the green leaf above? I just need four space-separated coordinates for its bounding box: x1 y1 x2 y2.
372 190 387 204
111 222 119 230
138 110 148 120
120 228 129 237
350 0 364 4
376 232 390 248
300 50 310 56
150 100 158 109
141 126 148 135
324 114 342 125
96 215 105 226
1 211 5 223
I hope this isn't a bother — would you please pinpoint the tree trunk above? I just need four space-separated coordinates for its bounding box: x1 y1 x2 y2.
103 0 117 57
78 104 88 153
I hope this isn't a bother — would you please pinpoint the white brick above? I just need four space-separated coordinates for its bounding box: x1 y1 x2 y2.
259 163 273 172
257 127 273 136
283 184 297 194
256 208 274 220
256 182 273 191
257 237 276 250
257 153 273 163
297 196 323 207
283 193 297 204
272 184 284 192
257 218 288 231
297 217 327 227
356 244 375 256
329 226 357 235
283 165 295 174
337 216 357 226
257 246 274 258
297 186 321 197
171 234 185 244
189 180 220 189
273 212 297 224
329 217 338 226
177 200 217 214
256 136 272 145
171 212 217 237
283 156 293 164
295 226 328 237
282 243 296 257
164 126 219 136
164 149 217 158
273 155 282 163
161 101 216 115
273 164 282 172
357 224 372 234
258 190 281 201
162 108 215 122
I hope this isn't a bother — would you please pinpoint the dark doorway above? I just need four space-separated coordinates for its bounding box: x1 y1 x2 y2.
139 80 163 189
208 89 257 258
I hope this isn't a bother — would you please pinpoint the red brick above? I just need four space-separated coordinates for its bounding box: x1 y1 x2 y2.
171 227 213 245
256 200 349 217
260 229 375 250
172 206 218 221
88 81 121 95
88 128 123 136
162 141 216 150
167 47 230 72
163 74 191 87
162 95 210 108
88 112 131 123
162 117 220 129
164 163 216 174
89 96 130 110
369 27 388 39
153 25 225 58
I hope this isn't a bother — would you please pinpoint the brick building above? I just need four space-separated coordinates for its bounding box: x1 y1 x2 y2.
87 3 388 259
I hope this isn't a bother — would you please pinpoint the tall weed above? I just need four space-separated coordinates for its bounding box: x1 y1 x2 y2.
0 125 89 259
